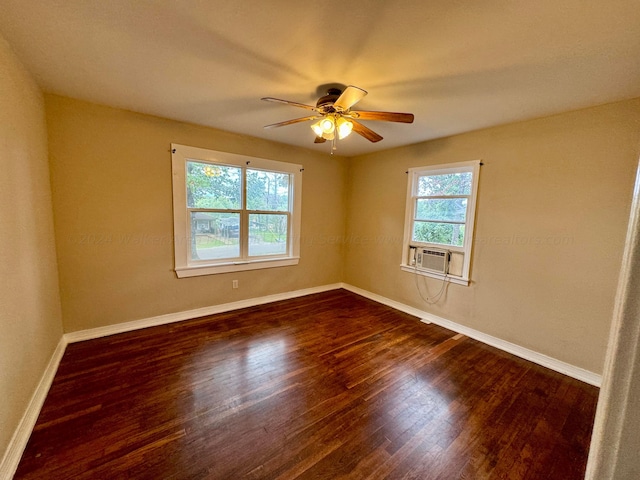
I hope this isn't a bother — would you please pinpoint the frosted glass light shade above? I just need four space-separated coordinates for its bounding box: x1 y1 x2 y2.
336 117 353 139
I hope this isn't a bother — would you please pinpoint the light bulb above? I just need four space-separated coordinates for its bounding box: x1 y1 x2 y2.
320 117 335 134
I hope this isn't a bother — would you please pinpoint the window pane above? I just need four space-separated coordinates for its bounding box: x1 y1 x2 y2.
413 221 465 247
190 212 239 260
416 198 467 222
249 214 288 256
246 169 289 211
186 161 241 209
417 172 472 196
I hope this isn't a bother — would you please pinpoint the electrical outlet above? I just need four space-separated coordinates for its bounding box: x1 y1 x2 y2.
232 280 238 289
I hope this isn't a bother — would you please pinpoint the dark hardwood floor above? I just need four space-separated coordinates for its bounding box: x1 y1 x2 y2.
15 289 598 479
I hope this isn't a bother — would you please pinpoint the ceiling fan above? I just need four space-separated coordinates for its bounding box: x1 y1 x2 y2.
261 85 414 151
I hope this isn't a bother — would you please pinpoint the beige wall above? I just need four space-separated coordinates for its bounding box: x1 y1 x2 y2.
45 94 640 374
0 38 63 458
45 95 347 332
345 99 640 374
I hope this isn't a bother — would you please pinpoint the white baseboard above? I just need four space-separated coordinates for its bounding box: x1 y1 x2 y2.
64 283 343 343
342 283 602 387
66 281 602 386
0 337 68 480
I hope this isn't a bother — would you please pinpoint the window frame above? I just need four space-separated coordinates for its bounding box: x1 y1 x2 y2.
401 160 481 286
171 144 302 278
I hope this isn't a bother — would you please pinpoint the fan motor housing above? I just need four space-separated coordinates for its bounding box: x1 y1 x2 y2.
316 88 342 113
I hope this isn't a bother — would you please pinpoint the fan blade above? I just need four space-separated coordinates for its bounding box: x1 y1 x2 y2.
349 110 414 123
264 116 318 129
314 136 327 144
333 86 367 112
261 97 317 111
351 120 383 143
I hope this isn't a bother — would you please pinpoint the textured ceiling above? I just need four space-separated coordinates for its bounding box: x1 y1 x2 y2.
1 0 639 156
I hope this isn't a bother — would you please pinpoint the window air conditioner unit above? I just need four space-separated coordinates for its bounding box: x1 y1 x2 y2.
413 247 450 274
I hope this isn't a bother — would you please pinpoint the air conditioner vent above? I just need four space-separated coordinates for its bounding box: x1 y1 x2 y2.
415 247 450 274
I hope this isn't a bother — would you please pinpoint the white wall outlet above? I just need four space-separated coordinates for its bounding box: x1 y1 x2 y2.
232 280 238 289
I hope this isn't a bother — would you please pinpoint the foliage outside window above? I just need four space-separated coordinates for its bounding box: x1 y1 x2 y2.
172 144 302 277
402 160 481 285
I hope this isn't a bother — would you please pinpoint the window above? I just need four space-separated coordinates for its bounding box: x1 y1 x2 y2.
171 144 302 277
401 160 481 285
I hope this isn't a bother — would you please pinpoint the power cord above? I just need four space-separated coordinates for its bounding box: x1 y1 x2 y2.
413 265 450 304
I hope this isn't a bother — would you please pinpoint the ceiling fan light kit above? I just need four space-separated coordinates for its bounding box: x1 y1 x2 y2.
311 116 353 140
262 85 414 153
311 117 334 137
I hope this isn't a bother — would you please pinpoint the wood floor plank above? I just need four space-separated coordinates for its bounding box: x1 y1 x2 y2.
14 289 598 479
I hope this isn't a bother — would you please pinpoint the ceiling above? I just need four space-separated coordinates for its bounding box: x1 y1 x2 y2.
1 0 639 157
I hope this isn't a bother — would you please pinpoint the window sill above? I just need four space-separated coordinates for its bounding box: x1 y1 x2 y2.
400 265 470 286
176 257 300 278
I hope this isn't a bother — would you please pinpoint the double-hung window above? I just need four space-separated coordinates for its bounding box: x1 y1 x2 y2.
171 144 302 277
401 160 480 285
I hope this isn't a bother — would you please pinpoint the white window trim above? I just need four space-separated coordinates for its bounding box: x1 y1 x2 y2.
171 144 302 278
400 160 481 286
